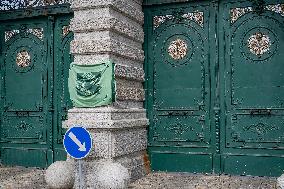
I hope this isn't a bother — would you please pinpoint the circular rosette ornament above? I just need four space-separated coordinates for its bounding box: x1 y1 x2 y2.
16 50 31 68
168 39 188 60
247 32 271 56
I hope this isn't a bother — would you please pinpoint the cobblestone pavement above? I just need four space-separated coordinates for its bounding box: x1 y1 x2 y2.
0 165 47 189
129 173 279 189
0 165 279 189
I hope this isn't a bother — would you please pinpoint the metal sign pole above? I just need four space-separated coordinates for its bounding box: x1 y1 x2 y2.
79 159 83 189
63 127 93 189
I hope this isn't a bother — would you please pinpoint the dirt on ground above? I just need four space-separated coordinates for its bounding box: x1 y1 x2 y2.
0 165 280 189
129 172 279 189
0 166 47 189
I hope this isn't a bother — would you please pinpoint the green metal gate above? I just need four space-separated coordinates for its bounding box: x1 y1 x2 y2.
0 9 73 168
144 0 284 176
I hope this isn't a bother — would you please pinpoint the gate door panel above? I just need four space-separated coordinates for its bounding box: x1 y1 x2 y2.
145 0 284 176
146 2 215 173
220 0 284 176
0 18 52 167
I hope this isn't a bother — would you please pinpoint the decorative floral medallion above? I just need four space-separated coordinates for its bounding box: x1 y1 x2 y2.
168 39 188 60
16 50 31 68
247 32 271 55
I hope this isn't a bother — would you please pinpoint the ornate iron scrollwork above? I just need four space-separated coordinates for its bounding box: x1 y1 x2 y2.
230 3 284 23
153 10 204 30
0 0 70 11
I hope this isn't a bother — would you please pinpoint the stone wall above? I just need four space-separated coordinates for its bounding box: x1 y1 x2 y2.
63 0 149 188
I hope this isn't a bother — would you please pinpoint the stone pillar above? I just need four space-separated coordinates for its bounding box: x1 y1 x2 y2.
63 0 149 188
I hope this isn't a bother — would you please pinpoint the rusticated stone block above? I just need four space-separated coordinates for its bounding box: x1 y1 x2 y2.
71 37 144 62
63 108 148 130
73 54 143 68
70 8 144 43
115 64 144 81
116 87 145 101
71 0 143 24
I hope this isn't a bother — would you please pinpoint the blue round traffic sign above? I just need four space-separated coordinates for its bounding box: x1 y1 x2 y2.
63 126 93 159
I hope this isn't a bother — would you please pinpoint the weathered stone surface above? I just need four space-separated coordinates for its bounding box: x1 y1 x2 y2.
114 100 144 109
115 151 151 181
74 31 142 50
71 0 144 24
70 8 144 43
73 160 131 189
64 128 147 158
65 107 147 120
71 37 144 61
45 161 75 189
115 64 144 81
72 55 145 81
74 54 143 67
278 174 284 189
64 118 148 129
95 160 130 189
116 87 145 101
69 0 147 185
84 130 146 161
63 108 148 159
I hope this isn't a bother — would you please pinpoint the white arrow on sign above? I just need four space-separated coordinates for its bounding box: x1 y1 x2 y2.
68 132 87 152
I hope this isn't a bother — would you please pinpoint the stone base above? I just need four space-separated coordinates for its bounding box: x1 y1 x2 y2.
63 107 149 188
73 151 150 188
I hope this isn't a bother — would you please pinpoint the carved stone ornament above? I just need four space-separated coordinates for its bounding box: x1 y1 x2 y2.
168 39 188 60
247 32 271 55
16 50 31 68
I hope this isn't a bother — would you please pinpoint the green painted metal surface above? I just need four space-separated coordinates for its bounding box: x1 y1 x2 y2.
144 0 284 176
0 12 73 168
68 61 116 107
